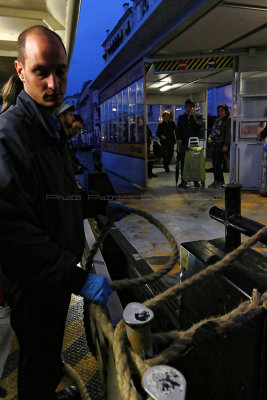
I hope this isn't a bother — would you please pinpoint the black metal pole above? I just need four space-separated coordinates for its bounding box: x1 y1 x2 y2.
209 206 267 244
224 183 243 249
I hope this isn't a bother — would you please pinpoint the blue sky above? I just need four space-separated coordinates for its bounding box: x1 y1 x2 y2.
66 0 126 96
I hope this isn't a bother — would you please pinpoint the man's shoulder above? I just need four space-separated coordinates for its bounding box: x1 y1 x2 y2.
1 91 32 123
0 104 24 127
0 92 45 141
0 105 31 139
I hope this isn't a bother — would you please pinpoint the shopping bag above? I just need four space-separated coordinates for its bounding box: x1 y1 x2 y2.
182 146 205 182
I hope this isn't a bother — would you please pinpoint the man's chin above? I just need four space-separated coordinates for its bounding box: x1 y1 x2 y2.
42 96 63 109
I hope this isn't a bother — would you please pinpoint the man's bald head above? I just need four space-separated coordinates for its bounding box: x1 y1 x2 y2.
15 25 68 109
17 25 66 66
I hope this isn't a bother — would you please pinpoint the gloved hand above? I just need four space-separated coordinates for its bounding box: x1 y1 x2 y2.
79 273 112 306
106 201 133 221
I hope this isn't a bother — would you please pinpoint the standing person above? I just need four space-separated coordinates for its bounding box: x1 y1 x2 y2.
69 114 87 172
70 114 84 136
208 104 231 188
56 102 75 132
56 104 86 174
137 116 145 142
147 125 157 178
0 74 23 114
130 116 136 142
156 110 176 172
176 99 203 187
0 25 131 400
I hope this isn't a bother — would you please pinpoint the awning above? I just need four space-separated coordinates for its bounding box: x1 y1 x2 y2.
0 0 81 87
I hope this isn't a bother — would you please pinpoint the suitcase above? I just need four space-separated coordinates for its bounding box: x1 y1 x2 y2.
182 137 205 185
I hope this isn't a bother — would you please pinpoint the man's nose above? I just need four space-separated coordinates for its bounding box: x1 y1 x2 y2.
47 73 57 90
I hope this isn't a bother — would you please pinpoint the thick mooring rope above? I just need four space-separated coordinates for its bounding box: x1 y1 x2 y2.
121 288 267 380
86 209 180 289
88 289 267 399
111 209 179 290
88 219 267 400
146 289 267 368
76 208 267 400
89 293 267 400
144 225 267 310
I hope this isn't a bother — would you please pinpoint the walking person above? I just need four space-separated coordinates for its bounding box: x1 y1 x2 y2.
176 99 202 187
208 104 231 188
156 110 176 173
0 25 131 400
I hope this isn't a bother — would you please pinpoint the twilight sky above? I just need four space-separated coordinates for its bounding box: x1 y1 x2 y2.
66 0 126 96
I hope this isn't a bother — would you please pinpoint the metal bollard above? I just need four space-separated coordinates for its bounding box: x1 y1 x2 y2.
142 365 186 400
224 183 242 249
123 302 154 358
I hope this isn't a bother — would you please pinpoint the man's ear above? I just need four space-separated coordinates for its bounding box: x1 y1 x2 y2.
14 60 25 83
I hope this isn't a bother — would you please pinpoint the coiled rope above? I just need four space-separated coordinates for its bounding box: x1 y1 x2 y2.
69 207 267 400
85 209 179 288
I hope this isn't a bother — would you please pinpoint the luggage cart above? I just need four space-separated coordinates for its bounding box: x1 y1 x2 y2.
182 137 205 187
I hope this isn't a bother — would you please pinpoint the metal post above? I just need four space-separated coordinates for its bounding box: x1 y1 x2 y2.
123 302 154 358
224 183 242 249
209 206 266 243
142 365 186 400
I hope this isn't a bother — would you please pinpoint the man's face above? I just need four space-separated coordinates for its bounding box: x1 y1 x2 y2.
69 121 83 137
15 33 68 109
61 109 75 130
185 104 194 115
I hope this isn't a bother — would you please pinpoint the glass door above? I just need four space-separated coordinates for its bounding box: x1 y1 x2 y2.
233 68 267 189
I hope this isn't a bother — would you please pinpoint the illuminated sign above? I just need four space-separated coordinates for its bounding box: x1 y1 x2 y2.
154 56 233 73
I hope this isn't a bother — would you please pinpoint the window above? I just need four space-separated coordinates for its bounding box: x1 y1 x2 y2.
100 78 145 143
129 84 136 114
122 88 128 114
136 80 144 112
147 105 160 122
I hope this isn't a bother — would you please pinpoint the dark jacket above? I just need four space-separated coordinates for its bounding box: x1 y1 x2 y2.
67 135 84 174
0 91 106 301
208 116 231 152
176 113 202 146
156 121 176 146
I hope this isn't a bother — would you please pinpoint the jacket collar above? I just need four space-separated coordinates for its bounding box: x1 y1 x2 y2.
16 90 63 140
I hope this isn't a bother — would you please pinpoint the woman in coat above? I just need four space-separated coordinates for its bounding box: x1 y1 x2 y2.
156 110 176 173
208 104 231 188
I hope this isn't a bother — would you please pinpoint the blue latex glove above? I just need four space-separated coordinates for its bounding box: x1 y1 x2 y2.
106 201 133 221
79 274 112 306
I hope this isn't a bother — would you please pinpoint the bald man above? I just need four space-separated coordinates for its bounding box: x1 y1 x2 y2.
0 26 131 400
